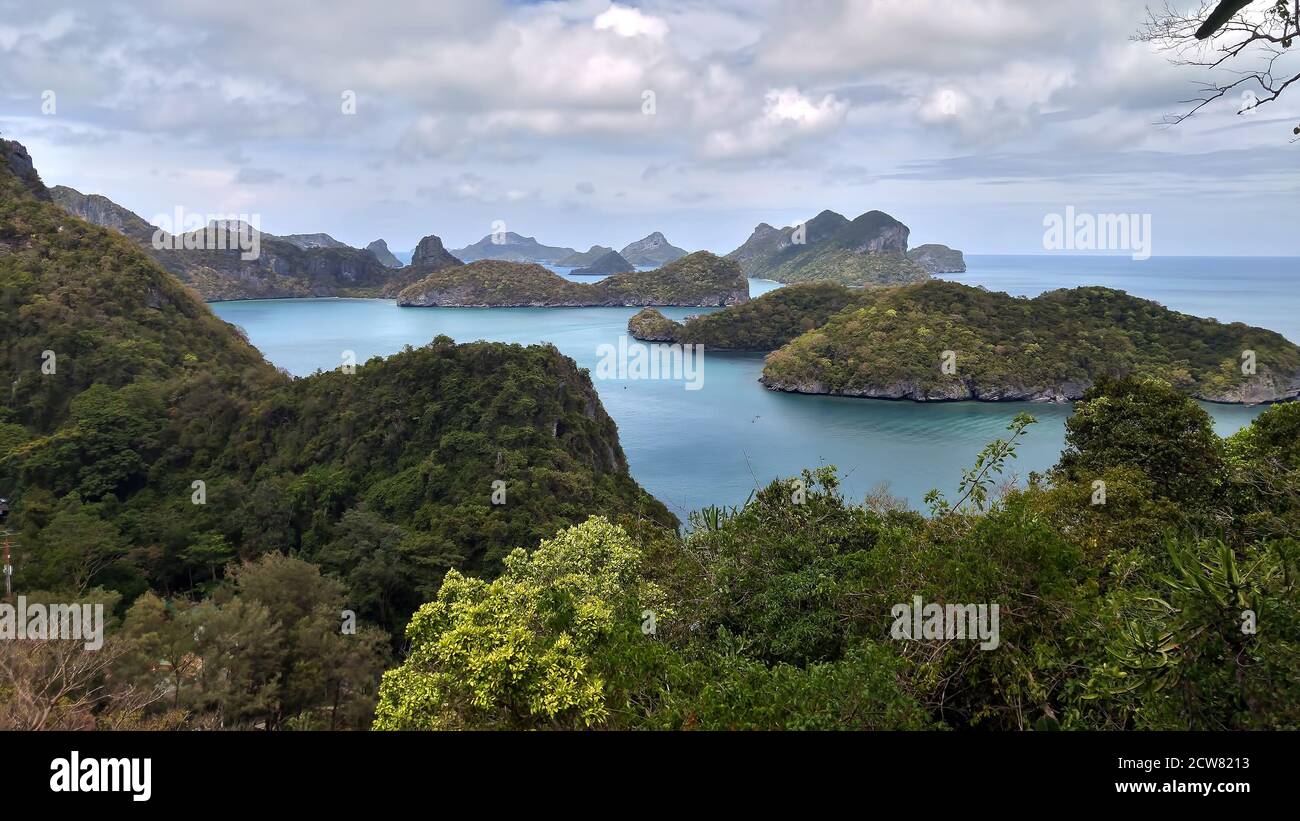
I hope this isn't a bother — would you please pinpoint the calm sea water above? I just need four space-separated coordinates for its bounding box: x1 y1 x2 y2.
212 256 1295 519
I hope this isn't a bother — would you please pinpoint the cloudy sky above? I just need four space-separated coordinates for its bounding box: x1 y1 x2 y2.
2 0 1297 255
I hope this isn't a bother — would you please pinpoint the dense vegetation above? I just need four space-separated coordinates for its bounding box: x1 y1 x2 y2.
726 209 931 286
397 251 749 307
628 282 860 350
632 280 1300 402
376 379 1300 730
0 143 670 727
5 141 1299 731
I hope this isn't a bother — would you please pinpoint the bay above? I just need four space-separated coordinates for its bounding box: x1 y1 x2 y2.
212 255 1294 520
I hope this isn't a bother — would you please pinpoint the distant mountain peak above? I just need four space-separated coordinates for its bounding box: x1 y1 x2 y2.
451 231 576 263
620 232 687 266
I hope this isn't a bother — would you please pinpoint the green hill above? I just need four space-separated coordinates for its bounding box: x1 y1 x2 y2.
0 139 672 645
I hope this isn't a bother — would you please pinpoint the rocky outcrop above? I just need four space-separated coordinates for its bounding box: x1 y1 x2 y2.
409 234 461 270
1 139 51 201
620 232 687 266
373 234 464 298
365 239 403 268
908 244 966 274
627 308 684 342
725 209 929 286
1197 371 1300 405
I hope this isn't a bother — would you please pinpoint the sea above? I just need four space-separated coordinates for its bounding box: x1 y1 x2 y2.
212 255 1298 520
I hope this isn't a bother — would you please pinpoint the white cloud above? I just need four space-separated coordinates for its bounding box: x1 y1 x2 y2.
6 0 1298 255
593 4 669 39
702 87 848 159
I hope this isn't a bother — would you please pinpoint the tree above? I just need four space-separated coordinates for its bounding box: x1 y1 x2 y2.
120 592 202 713
1052 376 1226 509
1138 1 1300 138
0 589 170 730
225 553 387 729
373 516 655 730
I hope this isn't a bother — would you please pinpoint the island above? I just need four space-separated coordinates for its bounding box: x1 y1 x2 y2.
726 209 933 287
629 281 1300 404
907 244 966 273
556 245 615 267
397 251 750 308
572 249 634 275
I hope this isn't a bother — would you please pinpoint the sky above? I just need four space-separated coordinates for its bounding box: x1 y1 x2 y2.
1 0 1297 256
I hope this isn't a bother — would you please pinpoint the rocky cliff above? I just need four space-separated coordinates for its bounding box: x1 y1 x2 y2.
726 209 929 286
908 244 966 274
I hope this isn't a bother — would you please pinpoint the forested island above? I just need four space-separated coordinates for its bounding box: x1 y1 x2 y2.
726 209 943 287
396 251 749 307
629 282 1300 404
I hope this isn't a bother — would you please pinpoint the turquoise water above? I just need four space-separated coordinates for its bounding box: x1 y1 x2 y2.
212 256 1294 519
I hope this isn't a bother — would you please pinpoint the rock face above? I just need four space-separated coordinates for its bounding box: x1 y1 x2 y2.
572 250 634 275
908 244 966 273
365 239 403 268
47 184 402 301
1197 372 1300 405
620 232 687 266
409 234 461 270
451 231 577 263
2 139 52 201
398 251 749 308
726 209 929 286
373 234 464 298
757 375 1091 403
50 185 156 242
557 245 614 267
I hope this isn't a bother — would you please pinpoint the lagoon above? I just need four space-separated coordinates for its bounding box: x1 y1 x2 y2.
212 255 1294 519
